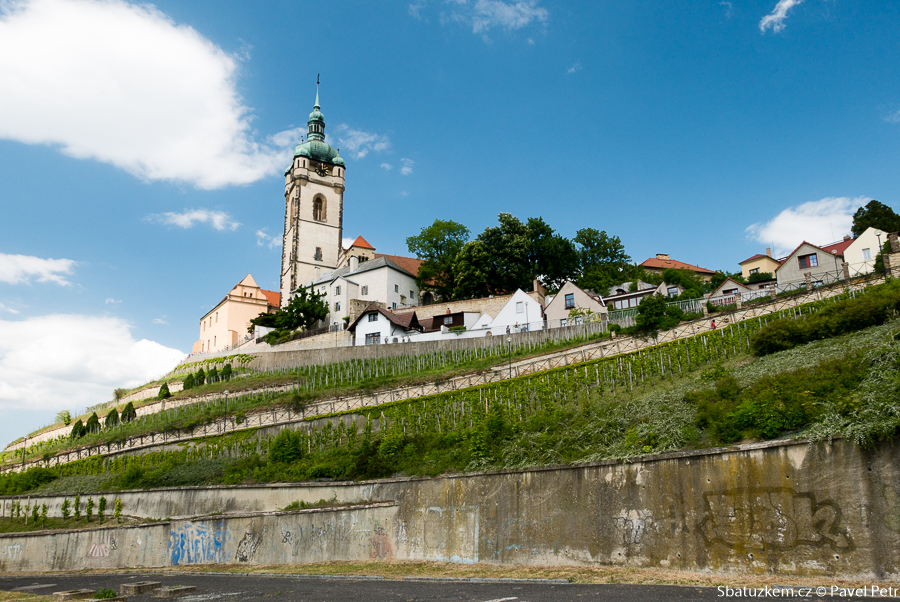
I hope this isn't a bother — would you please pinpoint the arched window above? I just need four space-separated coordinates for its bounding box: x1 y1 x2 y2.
313 197 326 222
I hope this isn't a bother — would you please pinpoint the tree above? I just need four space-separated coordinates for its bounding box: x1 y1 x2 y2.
635 294 683 335
525 217 579 291
69 419 84 440
157 382 171 400
114 498 122 524
98 497 107 524
278 286 329 331
73 495 81 521
747 272 773 283
661 268 705 298
477 213 532 294
196 368 206 386
120 402 137 423
61 498 71 520
86 498 94 522
56 410 71 426
248 311 278 333
85 412 100 434
104 408 119 429
182 373 195 390
452 240 492 299
852 200 900 238
406 219 471 301
220 364 233 380
874 240 892 274
113 388 128 402
574 228 632 293
207 367 218 383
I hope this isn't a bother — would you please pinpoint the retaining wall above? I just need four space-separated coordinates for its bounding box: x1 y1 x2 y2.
2 438 898 579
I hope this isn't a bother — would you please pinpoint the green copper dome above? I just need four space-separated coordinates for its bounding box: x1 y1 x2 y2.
284 84 346 173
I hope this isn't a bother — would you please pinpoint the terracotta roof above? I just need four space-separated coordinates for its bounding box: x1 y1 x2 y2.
374 253 424 277
350 235 375 250
822 238 854 256
640 256 716 275
738 253 779 265
346 304 422 332
261 289 281 308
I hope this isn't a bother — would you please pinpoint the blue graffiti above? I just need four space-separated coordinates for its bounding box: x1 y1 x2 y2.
169 521 230 565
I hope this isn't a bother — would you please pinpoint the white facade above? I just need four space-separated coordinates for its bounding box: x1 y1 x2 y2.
352 310 419 346
843 227 883 276
308 256 419 327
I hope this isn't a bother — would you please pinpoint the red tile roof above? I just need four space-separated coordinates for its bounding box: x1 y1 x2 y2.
640 257 716 275
822 238 854 256
350 235 375 250
738 253 778 265
260 289 281 308
374 253 424 277
347 304 422 331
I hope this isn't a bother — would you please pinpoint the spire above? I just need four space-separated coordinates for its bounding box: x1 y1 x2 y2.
307 75 325 142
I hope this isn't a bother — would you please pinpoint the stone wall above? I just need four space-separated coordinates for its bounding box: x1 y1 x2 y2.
2 438 898 579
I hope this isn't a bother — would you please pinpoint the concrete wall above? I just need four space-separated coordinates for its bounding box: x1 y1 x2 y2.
3 438 899 578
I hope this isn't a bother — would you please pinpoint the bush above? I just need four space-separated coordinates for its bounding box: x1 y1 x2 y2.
269 429 305 463
104 408 119 429
182 373 195 390
221 364 233 380
158 382 171 400
56 410 72 425
196 368 206 386
208 367 219 383
70 419 85 440
94 589 117 599
120 401 137 423
61 498 71 519
85 412 100 434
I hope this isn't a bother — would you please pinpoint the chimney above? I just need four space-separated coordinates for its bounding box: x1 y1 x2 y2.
350 256 359 271
656 253 670 261
843 235 851 241
766 248 772 257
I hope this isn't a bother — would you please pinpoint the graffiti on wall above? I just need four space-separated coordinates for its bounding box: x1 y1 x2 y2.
417 506 479 564
701 487 854 552
86 531 118 558
613 510 653 546
4 542 24 561
277 512 395 561
235 525 267 563
169 521 231 565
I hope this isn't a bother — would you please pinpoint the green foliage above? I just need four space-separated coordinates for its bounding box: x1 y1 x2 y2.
574 228 632 294
61 498 71 519
208 367 219 383
120 401 137 423
852 200 900 238
0 466 58 495
158 382 171 400
269 429 305 464
56 410 72 426
70 419 85 440
660 268 705 297
748 272 773 283
114 498 122 522
182 373 195 390
221 364 233 380
114 388 128 402
750 280 900 356
85 413 100 434
85 498 94 522
196 368 206 386
94 589 117 599
279 286 329 331
406 219 471 301
104 408 119 429
635 294 683 334
73 495 81 520
874 240 891 274
98 496 106 524
31 504 38 523
40 503 47 522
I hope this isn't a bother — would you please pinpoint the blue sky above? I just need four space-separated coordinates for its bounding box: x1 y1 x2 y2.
1 0 899 445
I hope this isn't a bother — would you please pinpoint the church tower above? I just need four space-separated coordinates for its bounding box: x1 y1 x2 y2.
280 84 346 305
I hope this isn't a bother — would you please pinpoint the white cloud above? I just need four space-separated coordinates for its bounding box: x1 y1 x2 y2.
400 158 414 176
146 208 240 231
380 163 393 171
0 303 20 314
341 237 355 249
152 318 167 325
255 229 281 249
885 108 900 124
720 1 733 19
104 298 121 304
527 38 535 45
760 0 804 33
745 196 868 257
0 0 302 190
0 314 183 417
567 61 582 74
333 124 391 159
0 252 76 285
421 0 547 37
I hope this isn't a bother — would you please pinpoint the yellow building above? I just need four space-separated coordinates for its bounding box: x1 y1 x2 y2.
193 274 280 354
738 248 782 280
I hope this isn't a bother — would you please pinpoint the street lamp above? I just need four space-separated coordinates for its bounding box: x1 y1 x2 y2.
507 337 512 379
875 230 886 280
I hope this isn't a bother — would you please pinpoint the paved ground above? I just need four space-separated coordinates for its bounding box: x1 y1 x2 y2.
0 572 726 601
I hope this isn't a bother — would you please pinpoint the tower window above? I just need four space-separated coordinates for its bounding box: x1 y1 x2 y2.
314 247 322 261
334 301 341 311
335 286 341 296
361 285 368 296
394 284 399 293
313 197 326 221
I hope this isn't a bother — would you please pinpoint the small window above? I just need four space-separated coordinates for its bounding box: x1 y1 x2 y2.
560 318 567 328
862 248 872 261
444 316 453 325
361 285 368 296
335 286 341 296
723 288 738 295
798 253 818 269
392 302 397 310
215 312 218 322
749 267 760 275
314 247 323 261
313 197 326 221
394 284 399 293
334 301 341 311
516 302 524 313
575 316 583 325
667 286 679 298
368 313 378 322
564 293 575 309
410 290 415 299
365 333 380 345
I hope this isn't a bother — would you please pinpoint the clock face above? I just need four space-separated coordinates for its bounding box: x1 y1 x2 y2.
314 162 328 177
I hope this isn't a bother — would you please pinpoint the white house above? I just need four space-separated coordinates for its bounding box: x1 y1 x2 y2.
304 256 420 328
843 227 884 277
347 305 423 345
544 280 607 328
